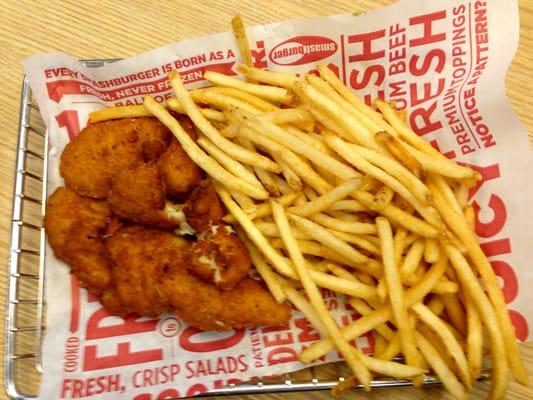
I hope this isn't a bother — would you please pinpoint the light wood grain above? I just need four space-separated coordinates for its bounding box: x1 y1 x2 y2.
1 1 532 399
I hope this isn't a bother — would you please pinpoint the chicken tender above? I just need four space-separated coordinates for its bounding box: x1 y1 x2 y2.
187 226 252 290
105 227 291 331
157 140 203 198
44 187 112 292
108 162 184 229
60 118 171 199
183 179 225 232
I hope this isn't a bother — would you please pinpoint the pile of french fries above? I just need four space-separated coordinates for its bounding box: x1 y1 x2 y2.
88 18 528 400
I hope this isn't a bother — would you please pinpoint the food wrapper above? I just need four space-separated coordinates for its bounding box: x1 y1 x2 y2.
23 0 533 398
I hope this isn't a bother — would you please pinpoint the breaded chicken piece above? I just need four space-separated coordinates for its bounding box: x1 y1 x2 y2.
157 140 203 198
44 187 113 292
108 162 184 229
183 179 225 232
60 118 171 199
105 227 291 331
187 226 252 290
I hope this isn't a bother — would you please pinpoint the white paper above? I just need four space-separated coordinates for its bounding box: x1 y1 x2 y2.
23 0 532 398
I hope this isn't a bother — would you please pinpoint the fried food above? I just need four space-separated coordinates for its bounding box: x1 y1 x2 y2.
60 117 171 198
183 179 225 231
157 140 203 198
106 226 290 331
108 162 184 229
44 187 112 293
187 226 252 290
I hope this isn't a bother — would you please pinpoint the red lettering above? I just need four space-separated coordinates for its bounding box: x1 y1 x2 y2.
267 346 298 365
252 40 267 68
179 327 245 352
480 238 511 258
186 384 208 396
55 110 81 140
83 342 162 371
86 309 157 340
410 102 443 135
295 317 321 342
409 11 447 46
263 331 294 347
491 260 518 303
157 389 180 399
349 65 385 90
410 78 445 106
409 49 446 76
472 194 507 238
348 30 386 62
465 163 500 198
509 310 528 342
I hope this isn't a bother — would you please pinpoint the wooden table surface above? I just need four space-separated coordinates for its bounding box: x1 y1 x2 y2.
1 0 533 399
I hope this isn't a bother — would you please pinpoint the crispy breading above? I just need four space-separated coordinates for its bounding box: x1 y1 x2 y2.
157 140 203 198
108 162 183 229
187 226 252 290
105 227 290 331
183 179 225 231
44 187 113 292
60 118 171 198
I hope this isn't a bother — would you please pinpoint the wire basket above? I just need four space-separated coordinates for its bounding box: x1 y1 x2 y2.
5 60 458 399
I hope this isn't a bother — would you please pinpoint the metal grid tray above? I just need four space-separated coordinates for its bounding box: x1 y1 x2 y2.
4 60 450 399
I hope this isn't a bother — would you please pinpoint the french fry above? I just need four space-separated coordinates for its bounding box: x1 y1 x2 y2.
412 302 471 388
270 239 370 271
317 63 391 133
353 191 439 238
347 142 431 204
204 70 293 104
402 141 480 181
246 114 361 182
288 179 361 217
237 229 286 304
143 96 268 199
293 80 379 150
170 72 281 174
237 64 299 89
271 201 372 388
238 124 333 194
464 290 483 379
376 217 424 387
375 131 423 178
276 276 327 336
299 256 447 363
197 136 264 189
326 135 441 227
444 244 509 400
371 185 395 211
440 293 467 335
223 192 301 223
188 89 262 113
289 214 375 271
167 98 226 121
310 213 377 235
216 185 295 278
260 109 315 132
194 86 280 112
414 330 468 400
399 238 425 282
424 238 440 264
376 332 402 362
274 154 303 191
89 104 152 123
234 136 280 196
231 15 253 67
393 227 407 266
327 230 381 256
431 184 527 384
455 183 470 210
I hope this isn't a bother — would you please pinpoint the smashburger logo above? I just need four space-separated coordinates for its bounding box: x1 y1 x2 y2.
269 36 338 66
